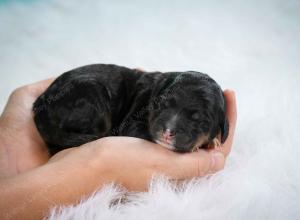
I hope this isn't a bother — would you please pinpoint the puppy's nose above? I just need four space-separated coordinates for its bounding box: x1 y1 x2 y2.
165 128 175 136
162 128 175 142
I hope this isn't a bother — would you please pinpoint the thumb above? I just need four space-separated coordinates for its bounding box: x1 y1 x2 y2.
168 149 225 179
28 78 56 97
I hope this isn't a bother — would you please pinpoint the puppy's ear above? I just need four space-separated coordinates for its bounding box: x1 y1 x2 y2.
220 117 229 143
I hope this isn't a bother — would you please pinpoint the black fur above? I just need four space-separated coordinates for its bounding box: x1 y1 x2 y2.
33 64 229 155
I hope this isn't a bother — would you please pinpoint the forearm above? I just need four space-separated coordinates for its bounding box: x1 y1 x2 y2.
0 148 107 220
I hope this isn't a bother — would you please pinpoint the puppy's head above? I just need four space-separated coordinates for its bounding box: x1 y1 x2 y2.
148 72 229 152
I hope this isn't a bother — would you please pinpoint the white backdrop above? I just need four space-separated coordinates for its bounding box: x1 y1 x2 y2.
1 0 300 219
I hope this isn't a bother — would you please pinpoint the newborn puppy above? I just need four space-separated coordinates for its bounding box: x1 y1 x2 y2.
33 64 229 155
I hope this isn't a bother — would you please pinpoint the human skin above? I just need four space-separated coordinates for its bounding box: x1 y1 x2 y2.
0 78 237 220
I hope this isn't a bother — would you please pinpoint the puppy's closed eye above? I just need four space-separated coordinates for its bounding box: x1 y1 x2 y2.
161 99 176 108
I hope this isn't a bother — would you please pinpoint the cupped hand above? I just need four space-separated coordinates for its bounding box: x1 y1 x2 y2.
0 77 237 220
48 90 237 191
0 78 54 177
0 75 237 191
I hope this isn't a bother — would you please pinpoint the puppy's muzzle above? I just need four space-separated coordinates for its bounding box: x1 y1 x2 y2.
155 128 176 150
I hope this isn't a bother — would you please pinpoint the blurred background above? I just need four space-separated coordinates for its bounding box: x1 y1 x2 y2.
1 1 300 219
0 0 299 111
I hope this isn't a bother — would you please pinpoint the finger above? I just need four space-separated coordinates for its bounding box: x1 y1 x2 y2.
133 67 145 72
219 90 237 156
7 78 55 102
28 78 56 97
165 149 225 179
224 90 237 130
48 147 77 163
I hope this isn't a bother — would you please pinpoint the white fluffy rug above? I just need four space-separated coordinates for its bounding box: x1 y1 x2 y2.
1 0 300 219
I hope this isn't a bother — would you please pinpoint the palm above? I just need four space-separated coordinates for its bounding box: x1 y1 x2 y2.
0 79 54 175
5 88 47 148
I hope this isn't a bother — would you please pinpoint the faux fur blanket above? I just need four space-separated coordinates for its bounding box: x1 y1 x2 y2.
0 0 299 219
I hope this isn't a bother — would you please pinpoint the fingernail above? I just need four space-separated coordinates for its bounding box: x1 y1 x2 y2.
210 152 225 172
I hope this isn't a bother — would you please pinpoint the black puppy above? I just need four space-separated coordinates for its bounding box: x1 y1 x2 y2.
33 64 229 155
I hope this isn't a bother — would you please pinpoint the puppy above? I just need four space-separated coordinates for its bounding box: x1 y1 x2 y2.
33 64 229 155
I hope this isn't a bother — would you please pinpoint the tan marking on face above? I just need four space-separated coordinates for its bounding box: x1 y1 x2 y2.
191 134 210 152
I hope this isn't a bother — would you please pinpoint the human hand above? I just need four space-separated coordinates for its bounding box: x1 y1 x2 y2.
0 73 236 185
48 90 237 191
0 78 54 177
0 86 236 219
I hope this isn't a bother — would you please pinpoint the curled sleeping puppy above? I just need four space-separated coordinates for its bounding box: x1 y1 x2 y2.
33 64 229 155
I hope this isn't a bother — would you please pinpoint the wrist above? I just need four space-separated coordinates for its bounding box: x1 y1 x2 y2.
81 137 117 184
49 138 113 188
